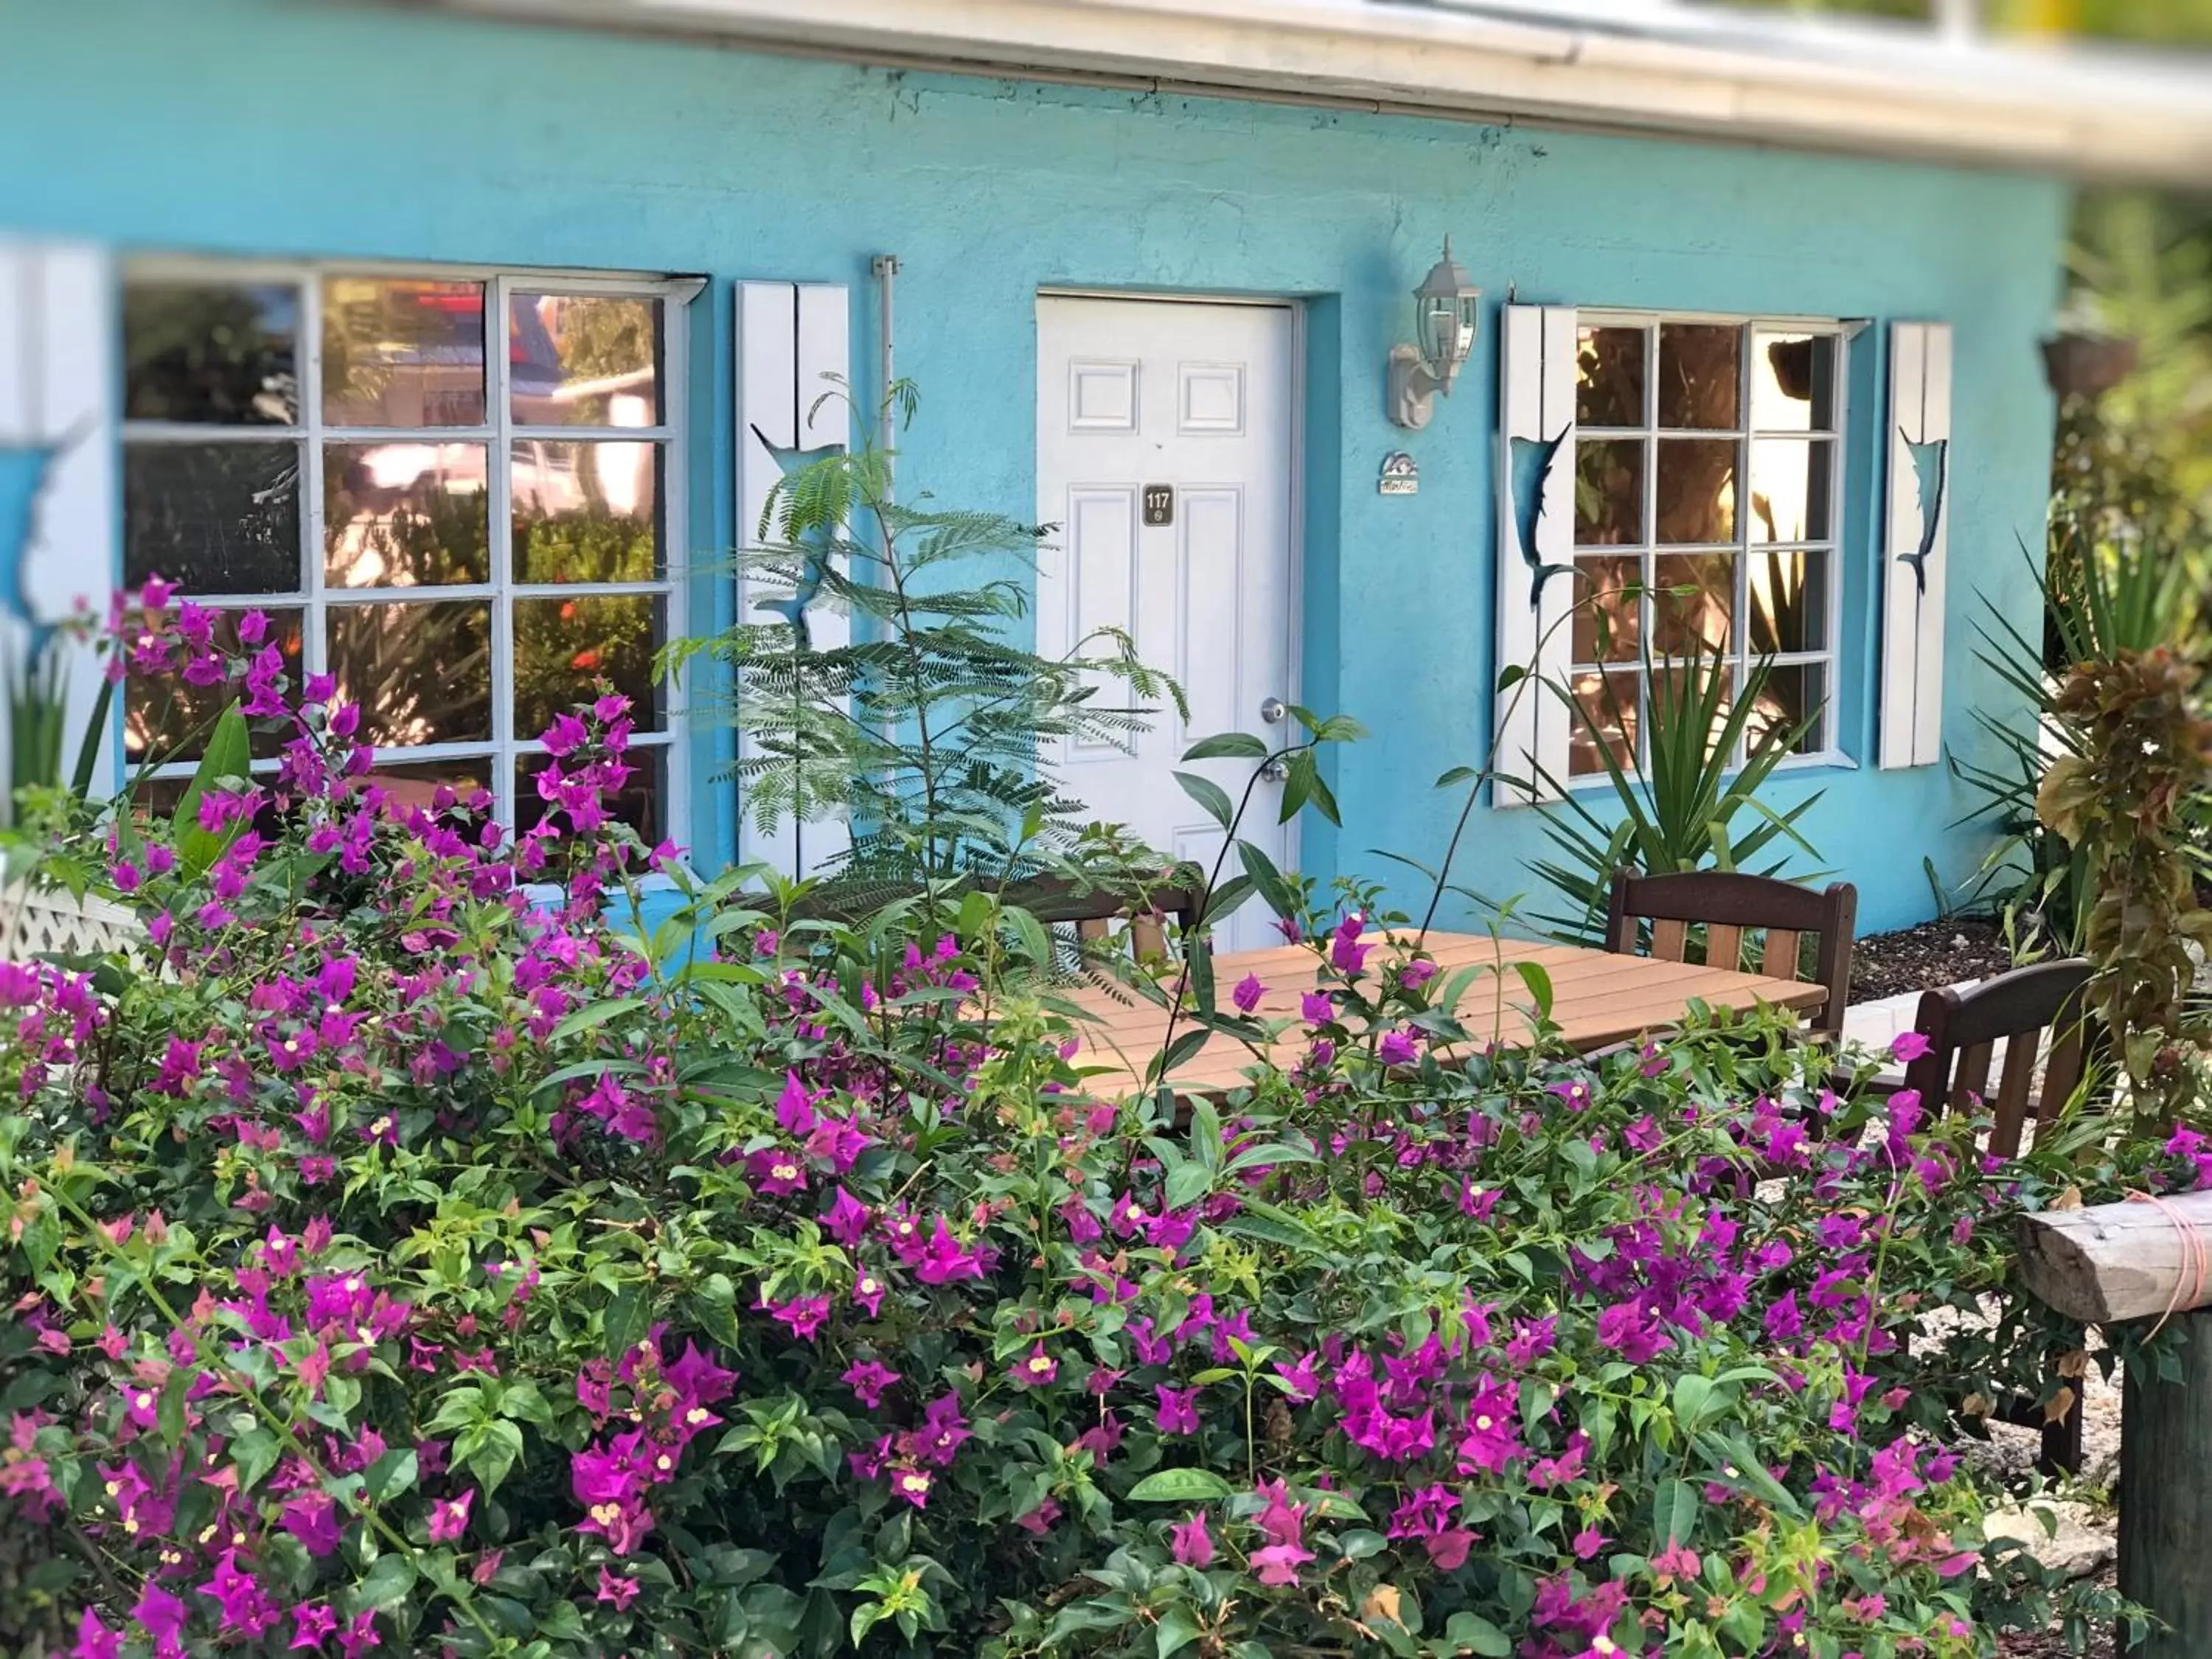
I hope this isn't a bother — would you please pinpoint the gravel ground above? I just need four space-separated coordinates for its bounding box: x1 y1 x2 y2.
1850 918 2017 1004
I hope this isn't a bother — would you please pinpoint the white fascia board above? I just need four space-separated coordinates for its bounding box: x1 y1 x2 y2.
419 0 2212 184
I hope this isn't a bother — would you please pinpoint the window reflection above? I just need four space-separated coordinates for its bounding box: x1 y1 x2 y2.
125 608 305 765
511 441 659 582
1576 327 1645 428
514 594 663 737
1654 439 1736 545
509 293 661 427
324 443 489 588
1652 552 1734 655
1568 670 1640 776
1747 439 1834 543
327 601 493 747
124 442 302 593
321 276 487 428
1753 333 1838 431
1574 440 1644 546
1658 324 1739 431
1572 555 1643 664
1748 550 1827 656
124 280 299 425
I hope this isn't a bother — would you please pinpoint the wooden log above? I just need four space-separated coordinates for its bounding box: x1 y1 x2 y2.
2121 1308 2212 1658
2016 1192 2212 1325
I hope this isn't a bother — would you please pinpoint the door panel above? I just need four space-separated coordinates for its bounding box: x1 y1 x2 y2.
1036 296 1296 952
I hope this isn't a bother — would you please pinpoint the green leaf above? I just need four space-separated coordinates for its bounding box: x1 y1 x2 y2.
1172 771 1237 832
366 1448 419 1500
1512 959 1554 1022
1654 1478 1699 1546
1182 732 1268 762
174 703 251 877
1127 1467 1234 1502
552 997 647 1043
1442 1613 1512 1657
1237 841 1298 921
604 1284 648 1362
354 1554 418 1613
1156 1605 1200 1659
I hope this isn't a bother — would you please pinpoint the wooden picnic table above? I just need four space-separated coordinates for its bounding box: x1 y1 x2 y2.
1065 930 1828 1099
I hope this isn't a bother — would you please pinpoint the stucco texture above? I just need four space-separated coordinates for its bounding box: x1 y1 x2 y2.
0 0 2069 931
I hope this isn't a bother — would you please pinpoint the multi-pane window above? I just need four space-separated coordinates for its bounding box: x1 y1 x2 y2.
119 264 687 841
1567 316 1843 778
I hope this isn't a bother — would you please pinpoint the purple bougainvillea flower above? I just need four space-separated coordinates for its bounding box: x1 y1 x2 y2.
1232 973 1265 1014
595 1567 641 1610
1170 1509 1214 1568
72 1608 122 1659
911 1217 985 1284
1154 1384 1200 1434
768 1295 832 1341
1399 959 1438 990
852 1270 886 1318
1300 991 1334 1026
1251 1542 1315 1586
841 1358 900 1408
1273 1351 1319 1403
427 1489 473 1543
745 1147 808 1197
290 1604 339 1652
1015 1497 1062 1535
281 1490 344 1557
889 1465 933 1509
1010 1343 1058 1388
1377 1029 1420 1067
1891 1029 1933 1062
131 1583 187 1657
823 1186 871 1246
1329 913 1370 978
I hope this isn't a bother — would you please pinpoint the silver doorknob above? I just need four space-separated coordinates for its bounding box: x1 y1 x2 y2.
1260 757 1290 784
1259 697 1287 724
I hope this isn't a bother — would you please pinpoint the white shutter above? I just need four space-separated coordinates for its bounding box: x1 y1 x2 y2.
1879 321 1951 771
1494 303 1577 807
0 239 116 799
734 280 850 876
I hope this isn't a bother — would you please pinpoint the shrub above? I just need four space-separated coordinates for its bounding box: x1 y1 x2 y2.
0 589 2169 1658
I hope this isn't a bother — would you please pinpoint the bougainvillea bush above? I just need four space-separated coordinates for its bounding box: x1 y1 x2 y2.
0 589 2181 1658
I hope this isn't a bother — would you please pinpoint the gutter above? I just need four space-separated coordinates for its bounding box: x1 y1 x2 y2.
406 0 2212 184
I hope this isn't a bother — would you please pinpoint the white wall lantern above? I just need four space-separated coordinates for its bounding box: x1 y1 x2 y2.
1387 237 1483 429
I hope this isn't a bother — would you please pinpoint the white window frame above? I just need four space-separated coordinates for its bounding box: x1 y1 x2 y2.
118 255 698 848
1565 309 1850 785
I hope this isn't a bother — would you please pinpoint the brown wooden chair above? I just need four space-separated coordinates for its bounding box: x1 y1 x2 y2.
1901 959 2093 1160
1004 873 1208 962
1899 958 2096 1477
1604 871 1859 1040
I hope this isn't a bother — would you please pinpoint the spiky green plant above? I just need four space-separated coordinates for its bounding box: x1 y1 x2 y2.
1522 638 1824 942
1958 533 2207 955
666 383 1185 887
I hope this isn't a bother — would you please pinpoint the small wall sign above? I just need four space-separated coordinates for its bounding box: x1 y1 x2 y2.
1378 451 1418 496
1141 484 1175 526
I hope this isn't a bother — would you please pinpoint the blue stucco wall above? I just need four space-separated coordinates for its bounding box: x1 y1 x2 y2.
0 0 2068 933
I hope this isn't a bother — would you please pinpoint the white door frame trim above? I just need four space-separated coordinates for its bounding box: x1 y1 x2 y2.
1033 288 1307 885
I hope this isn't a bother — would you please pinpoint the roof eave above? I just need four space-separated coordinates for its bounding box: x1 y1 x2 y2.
408 0 2212 187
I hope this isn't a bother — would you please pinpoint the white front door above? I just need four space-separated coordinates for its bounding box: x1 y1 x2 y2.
1035 296 1298 953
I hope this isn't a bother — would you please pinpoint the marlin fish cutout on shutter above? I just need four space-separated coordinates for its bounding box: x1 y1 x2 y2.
1897 429 1947 596
747 421 835 648
1510 422 1571 611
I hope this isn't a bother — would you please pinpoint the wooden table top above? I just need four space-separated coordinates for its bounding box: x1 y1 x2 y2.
1063 930 1828 1099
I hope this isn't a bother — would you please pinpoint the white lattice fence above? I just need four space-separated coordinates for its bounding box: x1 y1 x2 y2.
0 881 140 961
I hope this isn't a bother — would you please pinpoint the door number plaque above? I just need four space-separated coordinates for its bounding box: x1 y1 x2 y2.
1141 484 1175 526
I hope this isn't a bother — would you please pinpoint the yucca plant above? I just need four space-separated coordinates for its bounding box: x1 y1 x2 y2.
1523 636 1824 943
666 382 1184 889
